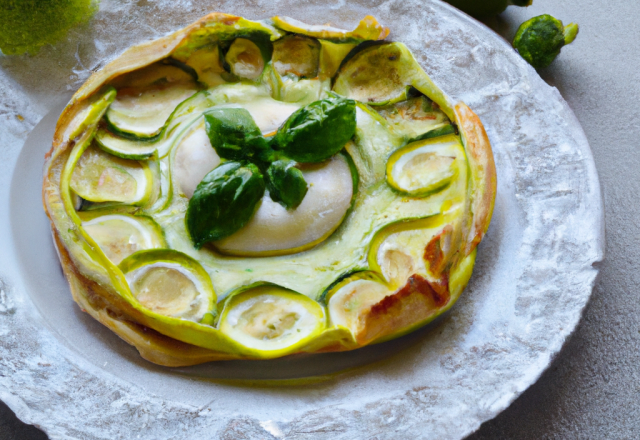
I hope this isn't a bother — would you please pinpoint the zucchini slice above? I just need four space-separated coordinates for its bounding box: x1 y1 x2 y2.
120 249 215 323
386 134 465 197
219 285 325 355
95 90 212 160
94 127 158 160
146 156 173 213
325 272 390 334
367 216 447 289
272 35 321 78
81 213 166 265
105 83 198 139
66 87 116 141
225 38 265 80
376 96 453 142
333 43 416 106
70 144 153 205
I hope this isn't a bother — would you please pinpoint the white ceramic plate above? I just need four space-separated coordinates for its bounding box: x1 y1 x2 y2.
0 1 603 438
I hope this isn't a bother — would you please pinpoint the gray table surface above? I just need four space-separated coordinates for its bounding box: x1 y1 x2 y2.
2 0 638 438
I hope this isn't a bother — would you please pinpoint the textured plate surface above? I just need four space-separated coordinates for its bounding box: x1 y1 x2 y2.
0 1 603 439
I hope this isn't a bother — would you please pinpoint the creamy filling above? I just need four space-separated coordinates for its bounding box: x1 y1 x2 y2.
214 154 353 255
173 120 221 198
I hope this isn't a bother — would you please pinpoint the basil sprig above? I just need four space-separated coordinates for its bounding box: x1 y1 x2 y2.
186 96 356 248
266 160 309 209
203 108 273 164
186 162 265 249
273 97 356 163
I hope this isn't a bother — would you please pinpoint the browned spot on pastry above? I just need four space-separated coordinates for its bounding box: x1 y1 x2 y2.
423 225 456 297
424 225 454 276
221 16 241 26
357 274 450 344
382 274 449 310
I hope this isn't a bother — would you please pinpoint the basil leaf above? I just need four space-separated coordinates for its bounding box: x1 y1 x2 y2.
266 160 308 210
204 108 272 162
186 161 265 249
274 97 356 163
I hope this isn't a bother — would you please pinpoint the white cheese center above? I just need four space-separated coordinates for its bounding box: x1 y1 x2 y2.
214 154 353 255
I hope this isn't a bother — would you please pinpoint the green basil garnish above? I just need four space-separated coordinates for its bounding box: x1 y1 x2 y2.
266 160 309 209
273 96 356 163
204 108 273 163
186 161 265 249
187 97 357 247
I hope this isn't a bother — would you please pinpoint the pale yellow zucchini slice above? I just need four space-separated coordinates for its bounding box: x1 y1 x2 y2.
324 271 389 334
81 213 166 265
70 144 152 205
105 83 198 139
376 96 452 142
219 285 325 355
333 43 415 106
225 38 265 80
272 35 321 78
120 249 215 323
386 134 466 197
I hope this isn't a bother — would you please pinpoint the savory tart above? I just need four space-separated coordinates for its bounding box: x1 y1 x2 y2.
43 13 496 366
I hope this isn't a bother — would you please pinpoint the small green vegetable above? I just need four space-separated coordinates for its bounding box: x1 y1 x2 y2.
513 15 579 69
0 0 98 55
204 108 273 163
186 161 265 248
266 160 309 209
274 97 357 163
444 0 532 17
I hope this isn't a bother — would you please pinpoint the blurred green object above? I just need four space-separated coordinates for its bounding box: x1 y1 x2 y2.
513 14 579 69
0 0 98 55
444 0 532 17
